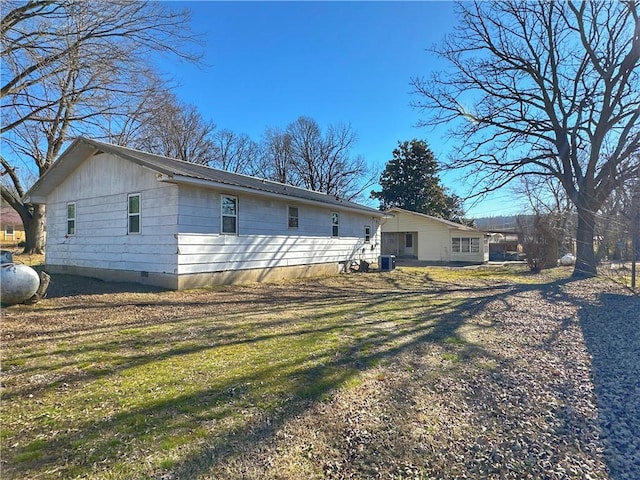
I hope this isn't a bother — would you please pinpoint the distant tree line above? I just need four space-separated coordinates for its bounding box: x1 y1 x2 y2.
118 100 377 203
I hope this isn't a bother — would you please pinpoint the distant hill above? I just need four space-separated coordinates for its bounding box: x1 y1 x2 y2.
474 215 534 231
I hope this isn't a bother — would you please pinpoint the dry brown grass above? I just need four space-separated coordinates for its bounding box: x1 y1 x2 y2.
1 263 637 479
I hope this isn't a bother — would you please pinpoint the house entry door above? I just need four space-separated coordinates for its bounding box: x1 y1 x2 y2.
404 233 414 256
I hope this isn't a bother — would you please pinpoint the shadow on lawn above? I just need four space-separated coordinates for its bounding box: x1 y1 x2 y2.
41 272 167 297
579 291 640 480
4 273 507 478
6 270 622 479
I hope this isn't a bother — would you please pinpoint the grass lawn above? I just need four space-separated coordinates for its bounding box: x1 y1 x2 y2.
0 263 634 479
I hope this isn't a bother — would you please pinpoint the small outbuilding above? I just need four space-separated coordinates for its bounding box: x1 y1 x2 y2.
23 137 384 289
381 207 489 264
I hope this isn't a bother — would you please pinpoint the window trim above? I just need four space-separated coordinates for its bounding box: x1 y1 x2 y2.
288 205 299 229
331 212 339 237
364 225 371 243
452 236 480 253
67 202 76 236
128 193 141 235
221 194 238 235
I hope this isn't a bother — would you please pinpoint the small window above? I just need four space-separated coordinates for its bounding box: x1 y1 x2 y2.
471 238 480 253
405 233 413 248
5 225 14 236
128 194 140 234
364 225 371 243
288 206 299 229
452 237 461 253
221 195 238 234
331 212 339 237
67 202 76 235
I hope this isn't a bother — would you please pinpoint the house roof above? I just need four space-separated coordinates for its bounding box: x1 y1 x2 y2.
0 205 23 226
385 207 486 233
23 137 383 217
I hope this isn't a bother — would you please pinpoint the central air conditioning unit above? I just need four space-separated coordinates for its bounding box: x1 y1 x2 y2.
379 255 396 271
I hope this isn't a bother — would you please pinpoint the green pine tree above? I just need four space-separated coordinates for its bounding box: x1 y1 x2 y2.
371 140 465 221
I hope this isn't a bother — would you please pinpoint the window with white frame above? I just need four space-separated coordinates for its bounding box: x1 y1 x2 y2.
288 206 299 229
221 195 238 234
5 225 14 236
128 194 140 234
331 212 339 237
67 202 76 235
364 225 371 243
452 236 480 253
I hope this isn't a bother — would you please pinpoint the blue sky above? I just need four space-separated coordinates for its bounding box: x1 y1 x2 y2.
167 1 527 218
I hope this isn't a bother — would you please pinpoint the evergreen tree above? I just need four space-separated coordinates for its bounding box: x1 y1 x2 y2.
371 140 464 221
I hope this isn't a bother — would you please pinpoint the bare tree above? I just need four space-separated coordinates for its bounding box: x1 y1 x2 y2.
517 213 559 273
284 117 376 201
210 130 261 174
128 91 216 165
517 176 576 257
412 1 640 276
259 127 294 184
1 0 203 253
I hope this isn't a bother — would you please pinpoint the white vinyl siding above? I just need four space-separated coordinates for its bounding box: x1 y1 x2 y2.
177 233 380 275
381 209 487 263
41 148 384 286
176 195 382 275
44 152 179 275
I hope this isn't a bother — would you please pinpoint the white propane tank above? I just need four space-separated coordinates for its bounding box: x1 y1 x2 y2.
1 263 40 305
560 253 576 266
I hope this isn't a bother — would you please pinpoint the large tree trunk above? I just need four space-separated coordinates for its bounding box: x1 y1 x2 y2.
22 204 46 254
573 206 597 277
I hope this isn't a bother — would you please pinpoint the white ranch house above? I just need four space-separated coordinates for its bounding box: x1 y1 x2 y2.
381 207 489 264
24 138 384 289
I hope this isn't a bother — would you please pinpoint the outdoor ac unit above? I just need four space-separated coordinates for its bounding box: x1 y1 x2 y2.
379 255 396 271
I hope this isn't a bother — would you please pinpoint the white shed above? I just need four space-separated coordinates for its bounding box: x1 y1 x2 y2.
381 207 489 264
23 137 384 289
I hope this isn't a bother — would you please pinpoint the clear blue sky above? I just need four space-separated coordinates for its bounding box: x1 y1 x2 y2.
167 1 527 218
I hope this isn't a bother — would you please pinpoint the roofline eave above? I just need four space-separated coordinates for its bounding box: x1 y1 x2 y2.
158 174 385 217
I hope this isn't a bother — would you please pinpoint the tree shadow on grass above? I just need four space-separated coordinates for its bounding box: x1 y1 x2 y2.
4 273 508 479
41 272 167 297
579 292 640 480
6 269 614 479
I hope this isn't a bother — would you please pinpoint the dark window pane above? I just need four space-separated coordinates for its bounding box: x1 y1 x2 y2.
222 215 236 234
129 215 140 234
